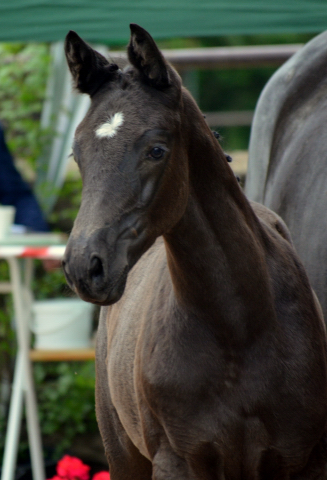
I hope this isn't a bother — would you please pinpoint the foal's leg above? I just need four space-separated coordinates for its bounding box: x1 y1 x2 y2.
95 310 152 480
152 442 194 480
97 395 152 480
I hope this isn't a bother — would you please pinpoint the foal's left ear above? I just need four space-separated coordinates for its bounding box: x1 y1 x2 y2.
65 31 119 96
128 24 173 89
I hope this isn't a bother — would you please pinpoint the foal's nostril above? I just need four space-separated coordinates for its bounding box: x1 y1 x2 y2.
89 255 104 280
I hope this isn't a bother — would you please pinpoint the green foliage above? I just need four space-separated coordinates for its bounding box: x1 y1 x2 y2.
0 261 16 460
32 262 71 300
0 261 15 358
33 361 97 457
0 43 50 168
0 301 15 355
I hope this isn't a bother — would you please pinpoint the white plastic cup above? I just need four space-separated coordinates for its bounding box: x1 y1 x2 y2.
0 205 15 239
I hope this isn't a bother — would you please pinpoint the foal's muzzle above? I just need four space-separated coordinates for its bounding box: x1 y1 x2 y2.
62 227 129 306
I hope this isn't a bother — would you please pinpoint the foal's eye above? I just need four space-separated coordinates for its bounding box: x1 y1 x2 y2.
149 147 165 160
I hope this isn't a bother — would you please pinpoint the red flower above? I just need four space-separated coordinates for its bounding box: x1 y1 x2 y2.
56 455 90 480
46 455 109 480
92 472 110 480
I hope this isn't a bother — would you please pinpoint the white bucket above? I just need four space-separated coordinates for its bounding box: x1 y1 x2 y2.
31 298 94 350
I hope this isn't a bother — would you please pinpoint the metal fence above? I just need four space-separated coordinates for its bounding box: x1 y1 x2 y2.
110 44 302 127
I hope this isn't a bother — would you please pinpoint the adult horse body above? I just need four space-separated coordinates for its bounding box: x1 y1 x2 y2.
63 26 327 480
245 30 327 324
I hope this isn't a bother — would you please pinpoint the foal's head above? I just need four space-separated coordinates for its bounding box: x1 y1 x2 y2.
62 25 208 305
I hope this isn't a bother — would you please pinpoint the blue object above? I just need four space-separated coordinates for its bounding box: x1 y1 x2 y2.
0 123 49 232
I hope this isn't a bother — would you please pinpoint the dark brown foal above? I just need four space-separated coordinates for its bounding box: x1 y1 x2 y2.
63 24 327 480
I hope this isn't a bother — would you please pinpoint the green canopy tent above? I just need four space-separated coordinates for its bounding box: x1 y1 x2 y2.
1 0 327 43
1 0 327 214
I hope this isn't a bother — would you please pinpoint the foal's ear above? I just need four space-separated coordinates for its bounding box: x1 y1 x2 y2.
128 24 172 89
65 31 119 96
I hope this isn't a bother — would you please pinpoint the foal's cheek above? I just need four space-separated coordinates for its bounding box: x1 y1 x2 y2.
141 177 157 204
138 161 167 206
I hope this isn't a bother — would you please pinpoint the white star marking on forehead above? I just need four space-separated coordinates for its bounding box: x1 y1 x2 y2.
95 112 124 139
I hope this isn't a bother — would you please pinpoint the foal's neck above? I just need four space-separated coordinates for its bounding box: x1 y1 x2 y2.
164 91 276 345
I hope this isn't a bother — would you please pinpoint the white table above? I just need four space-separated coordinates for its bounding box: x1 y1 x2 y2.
0 236 66 480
